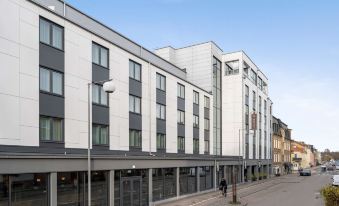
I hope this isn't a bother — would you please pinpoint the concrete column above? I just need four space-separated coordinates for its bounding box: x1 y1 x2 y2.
148 169 153 205
50 172 57 206
109 170 114 206
196 167 200 192
176 167 180 198
246 166 251 182
254 166 259 180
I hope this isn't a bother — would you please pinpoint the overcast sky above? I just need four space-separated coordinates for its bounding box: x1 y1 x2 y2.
67 0 339 151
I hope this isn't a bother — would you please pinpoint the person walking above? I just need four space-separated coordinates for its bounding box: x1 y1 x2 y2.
219 178 227 197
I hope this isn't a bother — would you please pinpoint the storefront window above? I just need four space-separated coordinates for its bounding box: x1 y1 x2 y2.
179 167 197 195
57 172 85 206
152 168 176 201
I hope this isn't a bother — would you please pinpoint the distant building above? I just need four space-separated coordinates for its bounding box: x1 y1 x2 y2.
272 116 292 175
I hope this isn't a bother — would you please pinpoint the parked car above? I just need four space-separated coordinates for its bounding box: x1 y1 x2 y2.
332 175 339 186
299 168 311 176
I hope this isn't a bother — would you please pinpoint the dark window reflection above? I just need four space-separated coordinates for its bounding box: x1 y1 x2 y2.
179 167 196 195
0 175 9 206
57 172 85 206
152 168 176 201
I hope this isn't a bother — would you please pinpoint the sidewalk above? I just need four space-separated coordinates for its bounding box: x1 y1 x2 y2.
156 176 281 206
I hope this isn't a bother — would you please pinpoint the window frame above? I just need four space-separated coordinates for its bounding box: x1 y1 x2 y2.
39 115 64 142
204 96 210 109
92 124 109 146
193 115 199 128
204 118 210 131
39 67 64 96
129 129 142 148
156 73 166 91
156 103 166 120
177 83 185 99
178 136 185 152
129 60 142 81
177 110 185 125
193 139 199 154
156 133 166 150
92 42 109 68
193 91 199 105
39 17 64 51
92 84 109 106
129 95 141 114
204 140 210 153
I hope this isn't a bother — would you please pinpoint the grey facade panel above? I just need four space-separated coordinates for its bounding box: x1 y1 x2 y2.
177 124 185 137
156 89 166 105
193 104 199 115
204 130 210 140
129 113 142 130
157 119 166 134
177 98 185 111
39 93 64 118
129 78 142 97
193 128 199 139
92 64 109 82
204 108 210 119
39 43 64 72
92 104 109 125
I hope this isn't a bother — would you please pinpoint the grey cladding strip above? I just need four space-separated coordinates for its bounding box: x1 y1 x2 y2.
177 124 185 137
193 104 199 115
92 64 109 82
177 98 185 111
129 79 142 97
39 43 64 72
157 119 166 134
39 93 64 118
193 128 199 139
204 108 210 119
92 105 109 125
129 113 142 130
156 89 166 105
204 130 210 140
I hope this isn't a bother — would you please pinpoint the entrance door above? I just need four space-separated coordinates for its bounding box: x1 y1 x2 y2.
120 176 142 206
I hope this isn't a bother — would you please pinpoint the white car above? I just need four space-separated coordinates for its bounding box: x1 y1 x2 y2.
332 175 339 186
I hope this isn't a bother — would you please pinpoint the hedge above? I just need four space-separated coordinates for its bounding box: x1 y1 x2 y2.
321 185 339 206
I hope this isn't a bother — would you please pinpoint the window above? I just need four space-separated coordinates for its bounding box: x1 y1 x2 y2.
39 18 63 50
92 124 108 145
129 60 141 81
178 136 185 151
258 77 263 90
156 104 166 120
259 96 262 113
92 43 108 68
204 96 210 108
252 91 256 110
129 95 141 114
225 60 239 75
177 83 185 99
250 69 257 85
193 91 199 104
204 140 209 153
204 119 210 130
92 84 108 106
193 115 199 128
177 110 185 124
245 85 249 105
39 67 63 95
193 139 199 153
40 116 63 142
156 73 166 91
129 129 141 148
157 133 166 149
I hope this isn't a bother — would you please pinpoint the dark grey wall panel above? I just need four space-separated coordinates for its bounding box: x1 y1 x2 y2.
157 119 166 134
193 104 199 115
156 89 166 105
129 113 142 130
178 124 185 137
39 93 64 118
129 78 142 97
177 98 185 111
204 130 210 140
92 64 109 82
39 43 64 71
204 108 210 119
193 128 199 139
92 105 109 125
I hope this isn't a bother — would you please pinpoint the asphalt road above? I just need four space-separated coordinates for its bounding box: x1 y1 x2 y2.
158 168 338 206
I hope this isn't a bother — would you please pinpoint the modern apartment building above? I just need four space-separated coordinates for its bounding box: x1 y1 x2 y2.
155 42 273 182
0 0 244 206
272 116 292 175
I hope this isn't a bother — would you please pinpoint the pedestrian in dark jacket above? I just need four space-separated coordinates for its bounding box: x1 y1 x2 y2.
219 178 227 197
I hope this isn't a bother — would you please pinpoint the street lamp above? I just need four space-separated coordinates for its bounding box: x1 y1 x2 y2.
87 79 115 206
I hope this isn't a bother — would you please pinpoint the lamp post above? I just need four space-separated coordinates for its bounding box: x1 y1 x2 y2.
88 79 115 206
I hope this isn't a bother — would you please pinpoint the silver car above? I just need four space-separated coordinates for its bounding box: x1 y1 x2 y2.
332 175 339 186
299 168 311 176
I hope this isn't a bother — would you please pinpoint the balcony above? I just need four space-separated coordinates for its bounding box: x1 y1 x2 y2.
292 157 302 162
